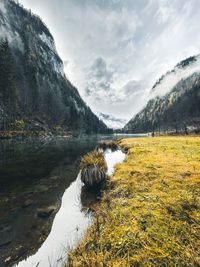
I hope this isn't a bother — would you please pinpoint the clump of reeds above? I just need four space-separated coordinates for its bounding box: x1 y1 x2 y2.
80 150 108 187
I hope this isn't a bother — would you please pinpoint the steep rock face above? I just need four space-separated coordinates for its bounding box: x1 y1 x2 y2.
124 56 200 133
0 0 108 134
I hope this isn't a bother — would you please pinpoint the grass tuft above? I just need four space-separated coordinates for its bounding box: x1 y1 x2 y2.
80 150 107 173
80 150 108 187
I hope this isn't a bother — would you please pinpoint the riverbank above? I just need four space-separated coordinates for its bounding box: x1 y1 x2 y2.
68 136 200 266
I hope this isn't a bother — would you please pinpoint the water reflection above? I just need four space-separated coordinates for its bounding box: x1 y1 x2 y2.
15 149 126 267
0 134 141 266
15 175 90 267
0 136 101 266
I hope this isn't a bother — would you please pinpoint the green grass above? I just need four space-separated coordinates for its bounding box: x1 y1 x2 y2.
68 136 200 266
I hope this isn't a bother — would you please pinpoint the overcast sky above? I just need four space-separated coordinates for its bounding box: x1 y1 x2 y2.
18 0 200 121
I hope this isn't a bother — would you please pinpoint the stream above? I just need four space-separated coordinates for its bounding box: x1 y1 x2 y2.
0 134 144 267
15 149 125 267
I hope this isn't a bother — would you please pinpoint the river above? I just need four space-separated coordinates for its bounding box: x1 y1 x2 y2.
0 134 146 267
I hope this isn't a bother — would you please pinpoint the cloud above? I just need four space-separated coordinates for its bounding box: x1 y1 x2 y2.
18 0 200 120
121 80 144 97
85 57 115 101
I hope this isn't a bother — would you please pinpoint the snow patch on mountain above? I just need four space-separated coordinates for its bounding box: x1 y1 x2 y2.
39 32 65 77
73 99 86 114
52 57 65 77
0 4 24 52
0 1 6 15
39 32 56 52
150 54 200 98
38 36 65 77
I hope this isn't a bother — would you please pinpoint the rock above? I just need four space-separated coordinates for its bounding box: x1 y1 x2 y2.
0 224 13 247
37 206 56 218
21 199 33 208
50 176 60 181
4 256 11 264
26 191 34 196
35 185 49 193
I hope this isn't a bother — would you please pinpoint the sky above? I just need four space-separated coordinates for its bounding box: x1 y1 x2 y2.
18 0 200 122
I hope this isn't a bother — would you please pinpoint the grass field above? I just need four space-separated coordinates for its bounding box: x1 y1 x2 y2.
67 137 200 266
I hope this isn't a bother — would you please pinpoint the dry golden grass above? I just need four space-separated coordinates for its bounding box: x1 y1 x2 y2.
68 136 200 267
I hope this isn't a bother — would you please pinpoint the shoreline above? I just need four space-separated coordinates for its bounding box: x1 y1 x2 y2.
67 136 200 266
0 130 199 140
0 130 73 140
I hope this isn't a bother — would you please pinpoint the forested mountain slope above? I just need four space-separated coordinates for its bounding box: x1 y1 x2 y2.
0 0 108 134
124 56 200 133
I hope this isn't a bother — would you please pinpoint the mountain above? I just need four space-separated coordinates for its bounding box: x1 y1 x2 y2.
97 112 127 129
124 55 200 133
0 0 108 135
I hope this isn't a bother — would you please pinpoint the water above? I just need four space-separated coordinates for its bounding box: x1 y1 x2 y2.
0 134 143 266
14 149 125 267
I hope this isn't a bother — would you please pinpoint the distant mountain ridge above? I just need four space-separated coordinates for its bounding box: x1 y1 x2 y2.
0 0 108 134
124 55 200 133
97 112 127 129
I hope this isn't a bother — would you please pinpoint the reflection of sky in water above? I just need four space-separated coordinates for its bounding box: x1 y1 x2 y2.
15 149 125 267
105 149 126 176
